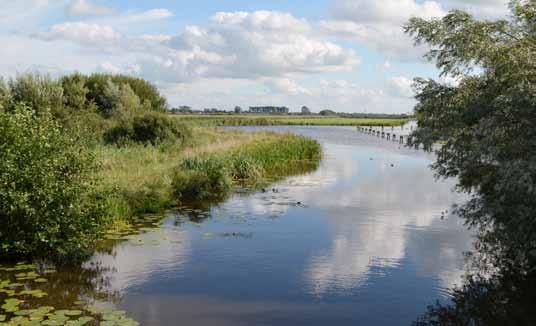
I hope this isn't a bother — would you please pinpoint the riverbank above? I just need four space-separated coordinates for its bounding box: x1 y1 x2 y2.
0 73 322 264
171 114 409 127
96 127 321 226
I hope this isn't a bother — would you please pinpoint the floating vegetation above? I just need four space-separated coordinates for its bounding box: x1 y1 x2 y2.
0 263 139 326
202 232 253 240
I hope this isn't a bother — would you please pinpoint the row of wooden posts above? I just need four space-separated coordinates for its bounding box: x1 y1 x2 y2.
356 126 427 151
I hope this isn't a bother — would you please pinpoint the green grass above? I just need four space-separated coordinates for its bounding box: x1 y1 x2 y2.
171 114 409 127
95 127 321 222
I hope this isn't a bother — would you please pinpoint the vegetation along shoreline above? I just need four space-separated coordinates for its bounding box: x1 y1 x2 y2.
0 73 321 264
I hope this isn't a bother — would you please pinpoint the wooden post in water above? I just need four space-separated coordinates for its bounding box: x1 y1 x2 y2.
400 135 404 143
386 133 390 140
392 133 396 141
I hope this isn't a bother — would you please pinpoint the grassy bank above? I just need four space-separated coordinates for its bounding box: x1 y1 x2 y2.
97 127 321 223
171 114 409 127
0 72 323 263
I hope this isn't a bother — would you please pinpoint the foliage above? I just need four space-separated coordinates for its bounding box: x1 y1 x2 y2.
171 132 321 201
319 109 336 116
405 0 536 323
104 112 191 146
0 106 106 262
405 0 536 270
4 72 166 121
0 78 11 112
173 157 232 201
84 73 166 114
60 73 89 112
7 74 64 117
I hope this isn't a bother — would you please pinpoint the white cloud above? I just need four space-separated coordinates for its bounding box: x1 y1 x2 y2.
322 0 445 61
324 0 509 61
124 8 174 23
264 78 311 95
66 0 113 16
331 0 444 24
387 76 415 98
211 10 310 33
37 22 121 46
139 11 360 82
441 0 509 18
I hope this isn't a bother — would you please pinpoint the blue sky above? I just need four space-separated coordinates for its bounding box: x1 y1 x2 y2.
0 0 509 113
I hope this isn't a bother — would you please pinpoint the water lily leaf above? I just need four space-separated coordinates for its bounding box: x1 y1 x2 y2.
14 309 34 316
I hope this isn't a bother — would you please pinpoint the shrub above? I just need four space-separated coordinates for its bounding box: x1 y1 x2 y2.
0 106 106 262
85 74 167 113
103 122 133 146
8 74 64 117
104 112 191 146
0 78 11 112
131 113 190 145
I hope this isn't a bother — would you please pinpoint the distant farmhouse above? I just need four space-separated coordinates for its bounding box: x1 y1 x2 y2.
249 106 289 114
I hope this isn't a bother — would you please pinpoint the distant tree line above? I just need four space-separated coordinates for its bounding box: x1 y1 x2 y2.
169 104 410 119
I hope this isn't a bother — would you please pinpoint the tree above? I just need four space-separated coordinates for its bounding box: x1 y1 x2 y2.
319 109 336 116
0 78 10 112
8 74 64 117
0 106 106 262
301 106 311 115
234 106 242 114
405 1 536 323
61 73 89 112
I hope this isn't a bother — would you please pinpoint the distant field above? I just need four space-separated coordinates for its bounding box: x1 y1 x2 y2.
171 114 409 127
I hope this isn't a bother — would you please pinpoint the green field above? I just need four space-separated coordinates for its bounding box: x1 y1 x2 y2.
171 114 409 127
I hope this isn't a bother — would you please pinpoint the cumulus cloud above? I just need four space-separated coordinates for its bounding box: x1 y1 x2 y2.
138 11 360 82
264 78 311 95
387 76 415 98
323 0 509 61
66 0 113 16
331 0 444 24
124 8 174 23
441 0 509 18
322 0 446 61
36 22 121 46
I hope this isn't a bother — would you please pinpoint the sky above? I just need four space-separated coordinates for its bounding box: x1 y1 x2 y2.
0 0 510 113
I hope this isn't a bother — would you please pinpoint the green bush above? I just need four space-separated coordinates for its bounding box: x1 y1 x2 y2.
85 74 167 114
8 74 64 117
104 113 191 146
103 122 133 146
0 106 106 262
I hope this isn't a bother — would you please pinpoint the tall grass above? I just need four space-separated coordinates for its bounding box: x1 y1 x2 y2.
96 128 321 221
172 133 321 201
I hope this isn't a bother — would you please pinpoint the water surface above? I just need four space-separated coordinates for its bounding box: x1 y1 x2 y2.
81 126 472 325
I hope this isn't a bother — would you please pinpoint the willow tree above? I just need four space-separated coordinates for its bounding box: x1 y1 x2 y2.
406 1 536 324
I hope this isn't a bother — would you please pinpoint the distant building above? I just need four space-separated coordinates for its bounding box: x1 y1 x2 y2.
249 106 289 114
